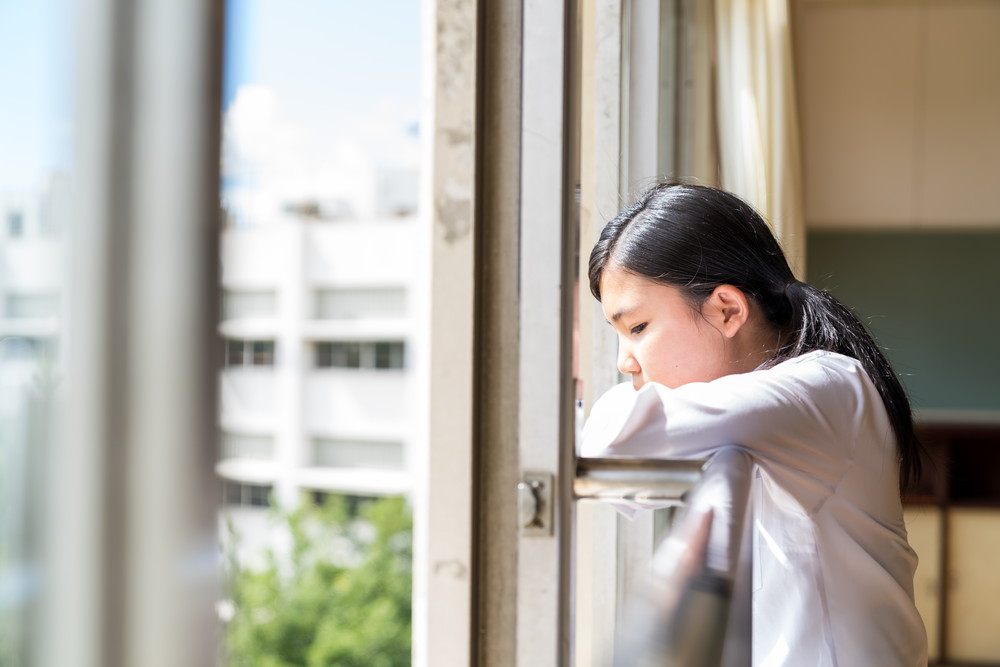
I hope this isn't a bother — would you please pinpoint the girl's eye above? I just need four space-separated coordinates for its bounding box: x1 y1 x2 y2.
630 323 647 335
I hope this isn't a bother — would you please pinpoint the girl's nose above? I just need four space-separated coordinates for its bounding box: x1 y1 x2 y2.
617 340 640 376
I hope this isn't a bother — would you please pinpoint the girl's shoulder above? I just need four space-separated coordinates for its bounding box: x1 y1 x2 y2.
746 349 874 413
766 349 867 381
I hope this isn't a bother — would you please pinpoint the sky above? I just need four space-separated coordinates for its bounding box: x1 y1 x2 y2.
0 0 422 205
224 0 421 123
223 0 423 220
0 0 73 193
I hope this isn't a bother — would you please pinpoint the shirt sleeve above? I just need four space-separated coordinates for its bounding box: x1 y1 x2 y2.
581 352 869 481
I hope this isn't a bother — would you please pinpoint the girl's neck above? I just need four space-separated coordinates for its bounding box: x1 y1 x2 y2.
729 311 783 374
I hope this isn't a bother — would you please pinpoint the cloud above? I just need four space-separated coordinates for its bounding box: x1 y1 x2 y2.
222 84 419 223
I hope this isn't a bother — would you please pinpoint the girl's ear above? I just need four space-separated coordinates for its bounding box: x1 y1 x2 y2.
703 285 751 339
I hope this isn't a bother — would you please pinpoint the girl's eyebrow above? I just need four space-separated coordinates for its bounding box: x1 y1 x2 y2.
609 305 638 323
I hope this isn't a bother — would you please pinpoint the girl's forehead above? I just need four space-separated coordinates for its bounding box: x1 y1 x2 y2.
600 268 686 317
600 265 659 295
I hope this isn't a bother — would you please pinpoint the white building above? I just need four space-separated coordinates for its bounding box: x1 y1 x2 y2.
216 161 419 548
0 176 67 621
0 175 66 393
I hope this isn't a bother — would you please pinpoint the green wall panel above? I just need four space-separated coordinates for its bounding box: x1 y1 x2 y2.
807 231 1000 414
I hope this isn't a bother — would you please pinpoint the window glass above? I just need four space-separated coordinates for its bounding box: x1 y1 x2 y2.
224 481 273 508
220 431 274 460
315 287 406 319
374 341 405 369
315 341 404 370
218 1 420 663
251 340 274 366
316 341 359 368
0 2 73 663
5 293 59 319
225 339 246 366
224 339 276 367
222 289 276 320
6 210 24 237
314 437 405 470
0 336 57 363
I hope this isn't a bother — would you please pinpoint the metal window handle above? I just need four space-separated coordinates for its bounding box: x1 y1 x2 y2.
518 473 553 536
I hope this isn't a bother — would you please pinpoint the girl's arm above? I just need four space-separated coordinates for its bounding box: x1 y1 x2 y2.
581 352 870 477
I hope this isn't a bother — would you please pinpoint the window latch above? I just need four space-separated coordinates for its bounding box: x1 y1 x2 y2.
517 472 553 536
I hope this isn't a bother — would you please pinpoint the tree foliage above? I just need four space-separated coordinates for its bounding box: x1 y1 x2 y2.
223 495 412 667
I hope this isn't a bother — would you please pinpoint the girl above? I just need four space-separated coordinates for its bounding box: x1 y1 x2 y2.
582 183 928 665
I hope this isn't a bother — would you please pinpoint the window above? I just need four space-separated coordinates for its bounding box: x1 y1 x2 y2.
251 340 273 365
224 481 272 508
309 491 378 517
315 341 404 370
225 339 244 366
316 341 360 368
220 431 274 460
313 437 404 470
224 339 275 367
7 210 24 237
221 289 277 320
5 293 58 319
39 196 58 236
0 336 56 362
315 287 406 319
374 341 404 369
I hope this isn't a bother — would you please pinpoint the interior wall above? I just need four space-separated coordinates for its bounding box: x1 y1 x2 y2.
796 0 1000 420
795 0 1000 230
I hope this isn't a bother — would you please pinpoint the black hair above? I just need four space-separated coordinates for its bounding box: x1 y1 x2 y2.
588 183 923 491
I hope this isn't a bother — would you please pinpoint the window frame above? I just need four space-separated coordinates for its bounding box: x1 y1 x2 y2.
42 2 225 666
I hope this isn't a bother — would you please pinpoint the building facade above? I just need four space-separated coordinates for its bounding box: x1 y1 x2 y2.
217 166 418 549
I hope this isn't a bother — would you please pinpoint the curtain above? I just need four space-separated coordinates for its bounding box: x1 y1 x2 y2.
712 0 806 275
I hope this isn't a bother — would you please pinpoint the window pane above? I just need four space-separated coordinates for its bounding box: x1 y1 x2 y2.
374 342 390 369
222 289 276 320
218 1 420 663
0 336 56 362
315 342 333 367
314 437 405 470
224 482 272 508
220 431 274 460
315 287 406 319
316 341 362 368
225 339 246 366
6 210 24 237
224 481 244 506
374 341 405 369
0 2 73 664
247 484 271 508
334 342 353 367
5 293 59 319
251 340 274 366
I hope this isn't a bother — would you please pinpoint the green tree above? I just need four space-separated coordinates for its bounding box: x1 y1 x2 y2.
223 495 412 667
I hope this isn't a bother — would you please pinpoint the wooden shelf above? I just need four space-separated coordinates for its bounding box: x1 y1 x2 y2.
903 423 1000 665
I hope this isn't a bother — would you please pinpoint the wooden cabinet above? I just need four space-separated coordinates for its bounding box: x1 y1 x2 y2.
904 424 1000 665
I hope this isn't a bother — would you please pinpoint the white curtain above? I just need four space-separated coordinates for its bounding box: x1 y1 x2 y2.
712 0 806 275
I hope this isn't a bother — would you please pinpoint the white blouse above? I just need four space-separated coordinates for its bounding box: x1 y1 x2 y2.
582 350 928 666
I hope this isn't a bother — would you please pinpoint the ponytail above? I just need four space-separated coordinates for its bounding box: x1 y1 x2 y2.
589 183 924 492
776 282 922 491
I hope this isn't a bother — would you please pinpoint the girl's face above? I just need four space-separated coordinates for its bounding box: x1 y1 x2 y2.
599 266 732 390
